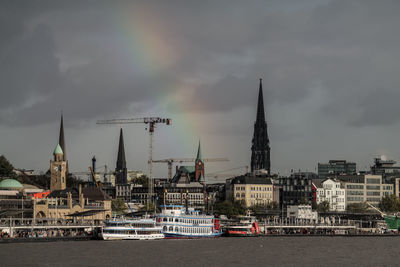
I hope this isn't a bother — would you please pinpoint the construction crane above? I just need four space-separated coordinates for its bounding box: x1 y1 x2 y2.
206 166 249 180
89 166 100 187
152 157 229 180
97 117 172 206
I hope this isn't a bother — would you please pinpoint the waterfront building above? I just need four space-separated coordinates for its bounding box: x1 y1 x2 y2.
287 205 317 221
0 178 44 218
33 185 111 222
251 78 271 174
226 174 273 207
318 160 356 179
314 179 346 212
337 174 393 207
279 172 317 208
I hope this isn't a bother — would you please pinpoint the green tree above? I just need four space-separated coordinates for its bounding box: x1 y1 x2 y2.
214 200 246 218
112 198 127 214
379 194 400 212
132 175 149 187
0 155 15 178
317 201 330 213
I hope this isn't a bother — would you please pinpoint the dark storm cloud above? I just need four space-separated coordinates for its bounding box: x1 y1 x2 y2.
1 0 400 128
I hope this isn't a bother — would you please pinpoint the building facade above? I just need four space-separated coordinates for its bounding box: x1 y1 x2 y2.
314 179 346 212
338 174 393 207
279 172 317 208
318 160 356 179
227 175 274 207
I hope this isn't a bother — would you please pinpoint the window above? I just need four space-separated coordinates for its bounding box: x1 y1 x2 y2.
366 178 380 184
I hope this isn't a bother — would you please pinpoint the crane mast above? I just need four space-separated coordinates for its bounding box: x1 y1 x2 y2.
97 117 172 208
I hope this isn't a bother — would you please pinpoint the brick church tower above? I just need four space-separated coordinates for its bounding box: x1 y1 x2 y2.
195 141 205 184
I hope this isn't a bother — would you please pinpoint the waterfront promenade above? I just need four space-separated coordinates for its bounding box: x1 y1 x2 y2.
0 237 398 266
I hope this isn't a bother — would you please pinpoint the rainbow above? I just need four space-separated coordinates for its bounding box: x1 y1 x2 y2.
112 4 208 158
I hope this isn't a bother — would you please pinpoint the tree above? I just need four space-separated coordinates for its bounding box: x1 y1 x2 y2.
213 200 246 218
0 155 15 178
379 194 400 212
317 201 330 213
112 198 127 214
267 201 279 210
132 175 148 187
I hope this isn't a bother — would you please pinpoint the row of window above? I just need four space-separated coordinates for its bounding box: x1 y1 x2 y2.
163 226 210 234
161 217 211 225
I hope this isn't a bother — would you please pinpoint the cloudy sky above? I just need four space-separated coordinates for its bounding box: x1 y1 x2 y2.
1 0 400 180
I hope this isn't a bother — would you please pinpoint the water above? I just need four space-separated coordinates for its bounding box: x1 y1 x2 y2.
0 237 398 266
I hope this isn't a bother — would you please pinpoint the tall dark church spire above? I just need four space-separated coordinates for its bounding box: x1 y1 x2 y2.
251 78 271 174
115 128 127 184
59 114 66 161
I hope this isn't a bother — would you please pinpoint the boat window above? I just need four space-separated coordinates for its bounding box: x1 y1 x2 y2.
175 218 179 222
163 226 167 231
169 226 173 231
163 218 167 222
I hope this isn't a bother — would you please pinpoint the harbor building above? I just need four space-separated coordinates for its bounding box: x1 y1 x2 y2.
314 179 346 212
318 160 356 179
337 174 393 207
226 174 274 207
279 172 317 209
251 78 271 175
33 185 111 222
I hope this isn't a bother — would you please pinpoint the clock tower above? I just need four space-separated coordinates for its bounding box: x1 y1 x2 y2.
50 143 67 191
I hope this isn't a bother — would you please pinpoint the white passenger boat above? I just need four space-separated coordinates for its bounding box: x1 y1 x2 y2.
156 205 222 238
101 217 164 240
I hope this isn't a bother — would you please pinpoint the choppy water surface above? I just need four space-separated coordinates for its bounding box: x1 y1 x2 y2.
0 237 398 266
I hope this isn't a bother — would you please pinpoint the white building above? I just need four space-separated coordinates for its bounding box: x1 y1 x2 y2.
315 179 346 212
287 205 318 220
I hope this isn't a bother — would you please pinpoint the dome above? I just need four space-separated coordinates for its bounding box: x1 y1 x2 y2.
53 143 64 155
0 179 23 190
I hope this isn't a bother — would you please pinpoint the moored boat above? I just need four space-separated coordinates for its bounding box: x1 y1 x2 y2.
156 205 222 238
101 217 164 240
224 214 260 237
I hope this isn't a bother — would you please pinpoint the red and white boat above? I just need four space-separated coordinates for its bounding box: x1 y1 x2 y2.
224 213 260 237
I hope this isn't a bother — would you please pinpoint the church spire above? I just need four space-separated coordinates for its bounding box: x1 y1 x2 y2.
59 113 66 161
116 128 126 170
256 78 265 123
196 140 203 162
115 128 127 184
251 78 271 175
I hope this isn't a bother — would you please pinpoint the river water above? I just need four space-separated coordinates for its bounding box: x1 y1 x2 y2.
0 236 398 266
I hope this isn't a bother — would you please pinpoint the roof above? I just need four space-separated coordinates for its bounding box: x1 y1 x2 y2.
49 188 79 199
196 140 203 162
82 187 111 201
0 179 23 189
231 175 272 185
171 166 196 184
53 143 64 155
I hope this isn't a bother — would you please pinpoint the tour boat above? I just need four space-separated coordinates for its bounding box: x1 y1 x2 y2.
101 217 164 240
156 205 222 238
224 214 260 237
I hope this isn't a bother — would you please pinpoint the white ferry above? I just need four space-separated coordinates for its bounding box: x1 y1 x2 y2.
101 217 164 240
156 205 222 238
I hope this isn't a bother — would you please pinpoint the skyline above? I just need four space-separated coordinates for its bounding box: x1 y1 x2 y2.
1 0 400 178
